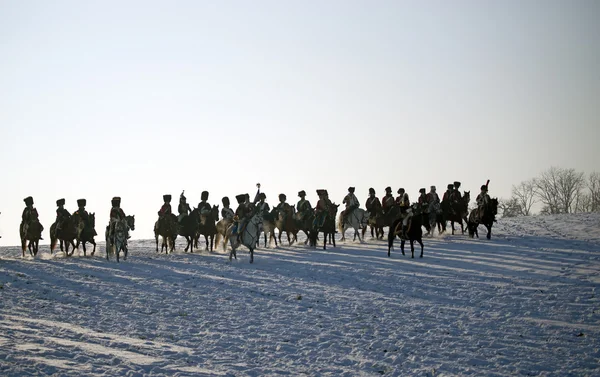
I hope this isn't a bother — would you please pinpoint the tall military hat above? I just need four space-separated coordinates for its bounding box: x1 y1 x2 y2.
397 188 405 194
419 188 426 194
298 190 306 197
163 195 171 202
201 191 209 200
56 198 65 206
348 187 355 193
385 186 392 193
453 181 461 188
431 185 436 190
111 197 121 207
447 183 454 189
77 199 86 207
222 196 230 206
279 193 286 201
481 185 488 191
259 192 266 200
24 196 34 206
180 190 186 201
316 189 324 196
369 188 375 194
235 194 246 204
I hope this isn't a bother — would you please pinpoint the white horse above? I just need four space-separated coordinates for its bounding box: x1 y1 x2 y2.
215 217 233 251
105 215 134 263
227 212 262 263
338 208 370 242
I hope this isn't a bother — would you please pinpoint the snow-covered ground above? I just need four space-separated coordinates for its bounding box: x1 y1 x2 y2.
1 214 599 376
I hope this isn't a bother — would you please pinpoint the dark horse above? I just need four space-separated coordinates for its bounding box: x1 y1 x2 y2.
441 191 470 235
362 204 385 240
309 203 339 250
196 205 220 252
294 209 314 245
467 198 498 240
21 217 43 258
387 209 424 258
74 212 97 257
155 213 179 254
50 216 78 257
179 208 200 252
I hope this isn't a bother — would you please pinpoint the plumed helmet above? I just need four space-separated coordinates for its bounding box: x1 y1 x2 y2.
56 198 65 206
180 191 186 201
201 191 209 200
385 186 392 193
397 188 405 194
111 197 121 207
447 184 454 190
259 192 266 200
454 181 461 188
235 194 246 204
419 188 426 194
163 195 171 203
298 190 306 197
316 189 324 196
430 185 436 190
348 187 355 193
481 185 488 191
24 196 34 206
222 196 230 206
279 193 286 201
369 188 375 194
77 199 86 207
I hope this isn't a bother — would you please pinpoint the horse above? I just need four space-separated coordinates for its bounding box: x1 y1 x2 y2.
467 198 498 240
215 217 234 251
257 210 278 248
195 205 220 252
178 208 200 252
21 218 43 258
105 215 135 262
442 191 470 235
294 209 314 245
427 201 444 236
309 203 339 250
387 209 424 258
74 212 97 257
381 205 402 239
273 205 297 246
227 212 262 263
362 205 385 240
154 213 178 254
50 216 77 257
338 208 369 242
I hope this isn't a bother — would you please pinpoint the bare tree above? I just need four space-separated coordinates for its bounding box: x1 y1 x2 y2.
575 193 592 213
499 197 521 218
511 180 536 216
534 167 585 214
588 172 600 212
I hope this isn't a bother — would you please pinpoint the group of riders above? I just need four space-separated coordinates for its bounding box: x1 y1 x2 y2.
17 180 492 245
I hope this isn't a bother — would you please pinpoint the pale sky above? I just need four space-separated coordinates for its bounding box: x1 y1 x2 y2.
1 0 599 246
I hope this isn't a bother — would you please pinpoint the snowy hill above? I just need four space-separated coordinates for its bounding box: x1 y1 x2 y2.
1 214 599 376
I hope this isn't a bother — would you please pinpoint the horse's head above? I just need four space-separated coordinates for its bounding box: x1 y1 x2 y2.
212 205 220 221
126 215 135 231
489 198 499 217
90 212 95 227
329 203 340 216
463 191 470 203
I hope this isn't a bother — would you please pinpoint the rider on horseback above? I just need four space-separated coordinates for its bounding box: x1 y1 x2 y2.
450 181 462 204
198 191 211 215
417 188 428 210
221 197 235 220
233 194 251 242
158 195 172 218
21 196 43 239
442 184 454 202
342 187 359 225
396 188 412 238
476 184 491 221
365 188 381 220
74 199 97 236
54 198 70 238
108 197 128 243
381 187 395 214
297 190 312 222
314 189 331 228
256 193 270 217
178 191 191 223
427 186 441 213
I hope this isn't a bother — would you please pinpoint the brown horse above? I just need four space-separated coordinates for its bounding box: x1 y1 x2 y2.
154 213 178 254
74 212 97 256
50 216 78 257
197 205 220 252
294 209 314 245
21 218 43 257
442 191 470 235
258 210 278 248
215 217 234 251
273 205 297 246
362 205 385 240
179 208 200 252
309 203 339 250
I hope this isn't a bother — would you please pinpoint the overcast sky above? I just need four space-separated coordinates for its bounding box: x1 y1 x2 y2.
1 0 599 246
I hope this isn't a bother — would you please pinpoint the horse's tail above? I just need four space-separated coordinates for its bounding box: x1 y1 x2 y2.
337 214 343 234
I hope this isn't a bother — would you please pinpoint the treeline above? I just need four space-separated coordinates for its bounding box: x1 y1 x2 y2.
501 167 600 217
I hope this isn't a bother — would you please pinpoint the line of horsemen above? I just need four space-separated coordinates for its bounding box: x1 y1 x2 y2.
17 180 492 248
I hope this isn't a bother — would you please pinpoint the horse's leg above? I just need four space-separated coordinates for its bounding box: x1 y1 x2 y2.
418 238 424 258
249 248 254 263
323 231 327 250
400 239 406 256
91 240 97 256
155 233 159 252
286 231 291 246
486 223 492 240
410 240 415 259
82 241 87 257
460 220 465 235
204 234 209 251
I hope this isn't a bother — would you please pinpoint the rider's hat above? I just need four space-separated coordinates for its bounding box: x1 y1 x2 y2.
77 199 86 207
24 196 34 206
56 198 65 206
316 189 324 196
163 195 171 203
222 196 230 206
431 185 436 190
348 187 355 193
259 192 266 200
397 188 405 194
235 194 246 204
111 197 121 207
385 186 392 193
447 183 454 190
298 190 306 197
279 193 286 201
201 191 209 200
481 185 488 191
419 188 426 194
369 188 375 194
180 191 186 201
453 181 461 188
